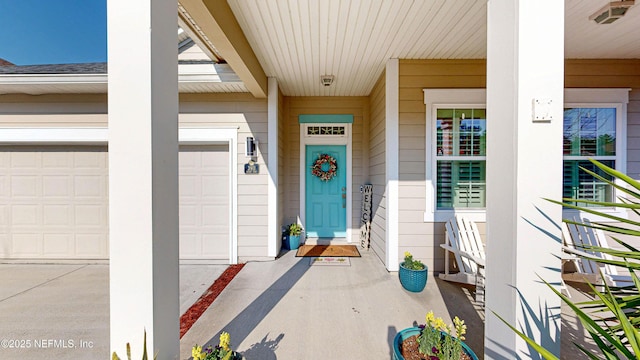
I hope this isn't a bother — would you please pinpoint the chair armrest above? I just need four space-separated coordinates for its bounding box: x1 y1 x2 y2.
440 244 485 267
562 245 605 260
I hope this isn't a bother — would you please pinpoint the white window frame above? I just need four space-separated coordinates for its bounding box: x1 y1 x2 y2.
423 88 630 223
564 88 630 222
424 89 487 222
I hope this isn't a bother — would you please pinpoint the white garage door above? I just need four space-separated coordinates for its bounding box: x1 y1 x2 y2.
179 145 230 261
0 145 230 262
0 146 109 259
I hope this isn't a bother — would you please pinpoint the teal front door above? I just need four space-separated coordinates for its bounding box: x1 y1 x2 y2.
305 145 347 238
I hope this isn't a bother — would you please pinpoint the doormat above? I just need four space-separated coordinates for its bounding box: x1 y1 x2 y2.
296 244 361 257
309 257 351 266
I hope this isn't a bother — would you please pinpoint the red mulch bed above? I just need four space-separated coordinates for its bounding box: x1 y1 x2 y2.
179 264 245 338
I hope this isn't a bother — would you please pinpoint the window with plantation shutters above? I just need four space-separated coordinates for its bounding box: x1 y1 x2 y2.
563 107 616 206
435 108 486 209
423 88 628 223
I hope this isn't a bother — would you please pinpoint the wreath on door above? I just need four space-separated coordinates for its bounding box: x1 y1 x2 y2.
311 154 337 182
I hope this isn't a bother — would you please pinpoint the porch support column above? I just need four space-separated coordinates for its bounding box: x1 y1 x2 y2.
386 59 399 271
268 77 279 257
108 0 179 358
485 1 564 358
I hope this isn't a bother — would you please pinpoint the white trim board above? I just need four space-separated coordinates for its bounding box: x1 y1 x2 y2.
386 59 399 272
0 127 239 264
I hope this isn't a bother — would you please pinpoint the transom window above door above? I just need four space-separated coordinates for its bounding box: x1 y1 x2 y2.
306 125 346 136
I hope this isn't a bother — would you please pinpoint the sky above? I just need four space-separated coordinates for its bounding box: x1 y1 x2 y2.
0 0 106 65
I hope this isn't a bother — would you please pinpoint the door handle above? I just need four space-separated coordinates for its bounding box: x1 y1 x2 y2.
342 190 346 208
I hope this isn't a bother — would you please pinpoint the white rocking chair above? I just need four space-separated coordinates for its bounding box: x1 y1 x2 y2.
562 217 633 288
439 216 486 304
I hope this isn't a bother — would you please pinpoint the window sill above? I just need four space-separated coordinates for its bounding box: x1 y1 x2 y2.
423 210 486 223
562 208 629 223
424 208 628 224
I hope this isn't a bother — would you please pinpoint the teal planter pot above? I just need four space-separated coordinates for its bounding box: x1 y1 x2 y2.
284 235 300 250
399 262 428 292
392 327 478 360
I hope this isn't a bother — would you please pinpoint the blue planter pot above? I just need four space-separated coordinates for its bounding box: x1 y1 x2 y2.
399 262 428 292
284 234 300 250
392 327 478 360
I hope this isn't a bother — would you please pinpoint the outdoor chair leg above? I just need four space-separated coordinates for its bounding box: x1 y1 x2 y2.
475 266 485 307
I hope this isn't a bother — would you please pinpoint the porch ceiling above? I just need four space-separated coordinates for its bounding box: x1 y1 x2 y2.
227 0 640 97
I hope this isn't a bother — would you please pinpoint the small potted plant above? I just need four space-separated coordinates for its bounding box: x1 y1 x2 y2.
393 311 478 360
192 331 242 360
399 251 428 292
283 223 303 250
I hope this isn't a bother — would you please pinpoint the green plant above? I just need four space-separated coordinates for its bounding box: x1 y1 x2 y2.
495 159 640 359
112 330 156 360
417 311 467 360
192 332 242 360
403 251 426 270
288 223 303 236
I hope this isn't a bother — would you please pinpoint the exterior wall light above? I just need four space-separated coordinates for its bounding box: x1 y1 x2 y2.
589 1 635 24
246 136 258 157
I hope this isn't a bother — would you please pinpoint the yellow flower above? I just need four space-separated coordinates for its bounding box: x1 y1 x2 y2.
425 311 435 326
404 251 411 258
191 345 204 360
454 316 467 340
434 317 447 332
219 331 231 351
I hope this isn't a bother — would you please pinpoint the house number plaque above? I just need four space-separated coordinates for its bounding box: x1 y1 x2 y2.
244 160 259 174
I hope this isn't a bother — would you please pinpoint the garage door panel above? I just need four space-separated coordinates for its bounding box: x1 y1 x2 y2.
201 176 228 197
74 152 106 169
11 176 38 197
43 234 72 255
10 152 39 168
42 152 70 167
43 176 71 197
12 205 39 226
179 175 198 197
75 234 106 257
43 205 71 226
12 234 41 256
179 234 198 257
179 205 198 226
201 234 228 258
74 205 105 227
202 205 228 226
74 175 103 197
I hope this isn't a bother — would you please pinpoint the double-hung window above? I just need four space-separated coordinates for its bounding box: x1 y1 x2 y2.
436 108 487 209
424 88 629 223
424 89 486 222
563 89 629 217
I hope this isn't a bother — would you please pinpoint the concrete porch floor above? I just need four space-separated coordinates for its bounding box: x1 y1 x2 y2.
0 250 598 359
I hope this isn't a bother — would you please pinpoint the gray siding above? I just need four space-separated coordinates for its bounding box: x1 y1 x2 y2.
398 60 485 272
368 72 387 263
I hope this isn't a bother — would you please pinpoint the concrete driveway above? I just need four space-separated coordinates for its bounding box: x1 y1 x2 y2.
0 263 225 360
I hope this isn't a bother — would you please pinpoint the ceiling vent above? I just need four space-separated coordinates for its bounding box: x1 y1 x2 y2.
589 1 635 24
320 75 334 87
